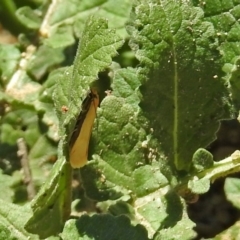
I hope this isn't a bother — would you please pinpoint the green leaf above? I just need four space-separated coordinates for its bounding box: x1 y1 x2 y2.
24 157 72 239
27 45 65 81
188 177 210 194
192 148 214 172
154 195 196 239
40 0 132 46
60 214 149 240
54 16 123 151
224 177 240 209
139 191 196 240
81 94 153 197
0 199 38 239
0 44 21 84
44 24 75 48
128 0 232 171
16 6 42 29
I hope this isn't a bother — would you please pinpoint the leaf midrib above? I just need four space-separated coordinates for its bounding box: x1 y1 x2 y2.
173 45 179 170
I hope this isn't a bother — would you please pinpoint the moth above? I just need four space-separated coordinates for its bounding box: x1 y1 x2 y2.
69 89 99 168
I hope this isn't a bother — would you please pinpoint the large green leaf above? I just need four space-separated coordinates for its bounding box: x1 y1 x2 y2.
128 0 232 171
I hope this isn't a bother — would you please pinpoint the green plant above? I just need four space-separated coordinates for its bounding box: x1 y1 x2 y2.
1 0 240 239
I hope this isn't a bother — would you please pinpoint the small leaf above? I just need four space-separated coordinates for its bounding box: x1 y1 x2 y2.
188 177 210 194
192 148 214 172
16 6 41 29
